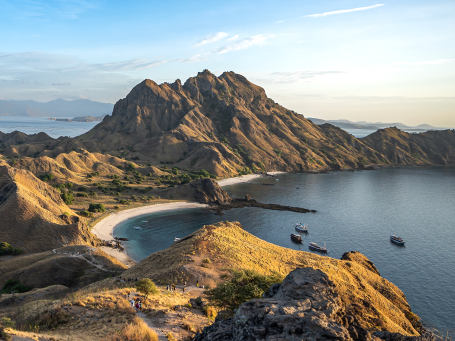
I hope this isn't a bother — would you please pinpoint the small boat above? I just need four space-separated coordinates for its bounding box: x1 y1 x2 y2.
276 179 280 181
390 235 405 245
295 223 309 233
290 233 302 243
142 220 148 223
309 242 328 253
174 237 181 242
133 226 142 230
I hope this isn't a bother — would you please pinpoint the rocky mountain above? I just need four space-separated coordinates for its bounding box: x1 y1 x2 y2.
2 71 454 177
0 165 101 253
77 70 388 176
74 70 453 176
124 221 421 336
361 128 455 165
0 99 113 117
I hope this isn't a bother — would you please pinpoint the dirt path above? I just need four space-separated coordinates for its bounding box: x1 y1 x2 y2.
136 311 168 341
52 248 118 272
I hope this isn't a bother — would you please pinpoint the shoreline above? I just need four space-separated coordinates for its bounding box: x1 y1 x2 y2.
92 202 208 266
92 172 288 266
217 171 287 187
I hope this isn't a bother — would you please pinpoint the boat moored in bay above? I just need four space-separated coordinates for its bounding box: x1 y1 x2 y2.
309 242 328 253
295 223 309 233
290 233 302 243
390 235 405 245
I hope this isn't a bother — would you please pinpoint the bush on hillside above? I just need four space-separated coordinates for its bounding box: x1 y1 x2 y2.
88 203 105 213
206 269 284 311
61 192 74 205
41 173 54 181
136 278 159 297
1 279 32 294
0 242 22 255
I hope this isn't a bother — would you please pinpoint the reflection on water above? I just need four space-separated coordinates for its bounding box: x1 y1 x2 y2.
115 167 455 332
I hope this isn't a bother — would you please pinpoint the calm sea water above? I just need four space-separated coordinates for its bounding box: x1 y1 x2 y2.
114 167 455 332
0 116 99 138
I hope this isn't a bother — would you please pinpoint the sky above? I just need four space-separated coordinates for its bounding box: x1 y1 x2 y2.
0 0 454 127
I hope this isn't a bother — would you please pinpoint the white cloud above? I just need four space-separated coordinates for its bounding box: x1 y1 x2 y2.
227 35 239 41
86 59 166 71
388 59 455 66
304 4 384 18
215 34 272 54
194 32 229 47
176 54 207 63
52 82 71 86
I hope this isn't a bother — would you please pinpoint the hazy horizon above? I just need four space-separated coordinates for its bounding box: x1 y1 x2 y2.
1 0 454 127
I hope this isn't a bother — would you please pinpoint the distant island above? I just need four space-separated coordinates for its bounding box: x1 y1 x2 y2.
308 117 449 131
48 115 107 122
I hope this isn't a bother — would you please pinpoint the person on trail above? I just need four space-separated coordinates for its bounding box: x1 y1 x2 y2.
139 300 142 310
130 299 134 307
135 301 139 312
196 280 199 288
183 287 185 293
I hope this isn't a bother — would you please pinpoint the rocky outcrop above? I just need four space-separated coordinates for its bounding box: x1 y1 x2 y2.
341 251 380 276
195 267 375 341
160 178 232 204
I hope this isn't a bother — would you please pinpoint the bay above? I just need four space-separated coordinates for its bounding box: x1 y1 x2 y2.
0 116 99 138
114 166 455 332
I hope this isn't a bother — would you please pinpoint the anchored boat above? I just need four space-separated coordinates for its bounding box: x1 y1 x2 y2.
290 233 303 243
309 242 328 253
133 226 142 230
174 237 181 242
390 235 405 245
295 223 309 233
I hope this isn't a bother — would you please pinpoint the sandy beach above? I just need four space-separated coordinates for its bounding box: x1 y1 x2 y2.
92 202 208 266
216 171 287 187
92 173 288 266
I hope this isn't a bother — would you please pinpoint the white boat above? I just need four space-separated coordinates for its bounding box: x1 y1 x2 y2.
174 237 181 242
142 220 148 223
390 235 405 245
295 223 309 233
133 226 142 230
276 179 280 181
309 242 328 253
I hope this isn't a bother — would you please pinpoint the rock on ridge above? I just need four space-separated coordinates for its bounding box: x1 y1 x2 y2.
195 267 373 341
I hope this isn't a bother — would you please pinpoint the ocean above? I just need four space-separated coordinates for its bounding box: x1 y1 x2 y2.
114 167 455 332
0 116 99 138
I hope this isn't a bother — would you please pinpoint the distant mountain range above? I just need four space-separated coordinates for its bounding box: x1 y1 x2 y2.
0 99 114 118
308 118 444 131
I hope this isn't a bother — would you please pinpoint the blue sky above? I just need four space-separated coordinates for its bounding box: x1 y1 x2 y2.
0 0 454 126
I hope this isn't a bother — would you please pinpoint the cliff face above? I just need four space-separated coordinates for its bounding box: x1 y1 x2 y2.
124 221 421 336
0 165 101 253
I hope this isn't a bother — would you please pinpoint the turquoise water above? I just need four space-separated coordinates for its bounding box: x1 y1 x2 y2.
114 167 455 332
0 116 99 138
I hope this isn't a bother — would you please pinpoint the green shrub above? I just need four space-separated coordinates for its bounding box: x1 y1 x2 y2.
136 278 159 297
202 258 211 264
78 210 93 218
88 203 105 213
0 242 22 255
1 279 32 294
76 192 89 197
41 173 54 181
60 192 74 205
206 269 284 311
78 186 87 192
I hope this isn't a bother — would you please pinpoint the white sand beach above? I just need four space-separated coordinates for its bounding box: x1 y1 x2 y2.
216 171 287 187
92 173 287 266
216 174 264 187
92 202 208 266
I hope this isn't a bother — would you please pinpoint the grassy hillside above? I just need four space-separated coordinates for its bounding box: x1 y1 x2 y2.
123 221 421 336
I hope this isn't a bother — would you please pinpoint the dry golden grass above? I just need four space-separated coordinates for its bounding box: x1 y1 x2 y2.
108 317 157 341
125 221 422 336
